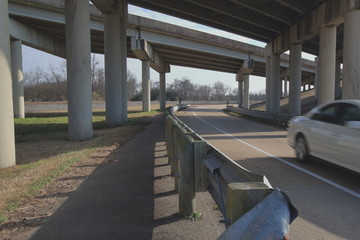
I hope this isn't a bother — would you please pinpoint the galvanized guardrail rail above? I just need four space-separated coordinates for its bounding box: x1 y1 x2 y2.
165 104 297 239
226 106 293 127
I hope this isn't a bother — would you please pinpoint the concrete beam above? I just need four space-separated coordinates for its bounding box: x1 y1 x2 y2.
9 17 65 58
268 0 360 54
239 59 254 75
90 0 116 14
131 37 170 73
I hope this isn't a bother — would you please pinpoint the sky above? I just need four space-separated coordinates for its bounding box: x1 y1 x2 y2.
21 4 313 94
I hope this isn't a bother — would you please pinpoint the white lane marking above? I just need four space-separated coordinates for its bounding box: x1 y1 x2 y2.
192 111 360 199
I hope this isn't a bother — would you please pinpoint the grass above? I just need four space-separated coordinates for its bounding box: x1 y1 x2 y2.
184 212 203 221
0 108 161 223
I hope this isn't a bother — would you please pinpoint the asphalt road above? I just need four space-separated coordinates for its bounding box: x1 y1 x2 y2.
176 105 360 240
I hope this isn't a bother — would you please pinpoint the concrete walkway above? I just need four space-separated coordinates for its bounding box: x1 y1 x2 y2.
23 115 224 240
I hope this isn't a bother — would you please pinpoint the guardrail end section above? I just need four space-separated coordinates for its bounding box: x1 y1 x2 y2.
226 182 271 225
218 189 298 240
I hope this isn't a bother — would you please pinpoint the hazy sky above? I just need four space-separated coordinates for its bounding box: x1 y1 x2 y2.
21 4 306 94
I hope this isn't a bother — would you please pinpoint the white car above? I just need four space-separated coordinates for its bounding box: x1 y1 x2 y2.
287 100 360 173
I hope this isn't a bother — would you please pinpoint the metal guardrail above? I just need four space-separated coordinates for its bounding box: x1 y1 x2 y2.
226 106 293 127
165 104 298 239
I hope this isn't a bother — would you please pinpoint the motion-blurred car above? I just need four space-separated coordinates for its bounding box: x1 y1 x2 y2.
287 100 360 173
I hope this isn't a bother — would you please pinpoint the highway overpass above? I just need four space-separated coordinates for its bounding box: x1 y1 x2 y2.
1 0 359 169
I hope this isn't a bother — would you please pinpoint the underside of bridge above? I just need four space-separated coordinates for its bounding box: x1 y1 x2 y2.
126 0 330 55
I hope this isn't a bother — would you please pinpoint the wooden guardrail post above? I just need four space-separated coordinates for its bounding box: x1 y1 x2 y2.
178 134 196 217
194 140 208 192
169 120 177 176
165 116 173 165
226 182 271 225
172 123 182 192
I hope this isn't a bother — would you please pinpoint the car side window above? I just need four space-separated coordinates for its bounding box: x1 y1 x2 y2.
311 104 342 125
339 104 360 123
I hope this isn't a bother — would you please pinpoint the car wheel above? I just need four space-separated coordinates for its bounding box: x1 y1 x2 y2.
295 135 310 163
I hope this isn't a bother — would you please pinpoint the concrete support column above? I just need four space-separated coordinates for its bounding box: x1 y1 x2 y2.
284 78 288 97
318 25 336 104
265 56 271 111
314 57 319 99
237 80 243 108
159 72 166 111
65 0 92 141
335 57 341 99
104 0 128 126
243 75 250 109
142 60 151 112
11 39 25 118
289 43 302 116
270 53 280 113
342 9 360 99
0 0 16 168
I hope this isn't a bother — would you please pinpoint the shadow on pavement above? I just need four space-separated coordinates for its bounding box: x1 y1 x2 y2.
28 117 164 240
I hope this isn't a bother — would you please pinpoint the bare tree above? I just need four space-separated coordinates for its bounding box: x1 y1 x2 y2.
127 70 139 100
211 81 228 101
24 67 46 101
91 55 105 98
171 77 193 101
44 63 67 100
197 84 212 101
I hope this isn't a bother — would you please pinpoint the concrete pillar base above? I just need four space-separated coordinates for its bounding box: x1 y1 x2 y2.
65 0 93 141
270 53 280 113
0 0 16 168
160 72 166 111
238 80 243 108
104 0 128 126
318 25 336 104
243 75 250 109
11 40 25 119
142 60 151 112
265 56 271 111
289 43 302 116
342 9 360 99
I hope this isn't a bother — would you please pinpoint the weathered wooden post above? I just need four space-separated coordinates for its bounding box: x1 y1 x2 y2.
172 123 186 192
194 140 208 192
165 116 174 165
226 182 271 225
178 134 196 217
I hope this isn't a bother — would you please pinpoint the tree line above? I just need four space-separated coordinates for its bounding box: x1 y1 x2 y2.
23 55 265 102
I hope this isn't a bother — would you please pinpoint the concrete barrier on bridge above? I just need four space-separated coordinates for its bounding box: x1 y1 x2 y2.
165 104 298 239
226 106 293 127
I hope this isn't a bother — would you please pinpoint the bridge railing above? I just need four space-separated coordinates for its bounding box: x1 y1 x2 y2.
165 104 297 239
226 106 293 127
